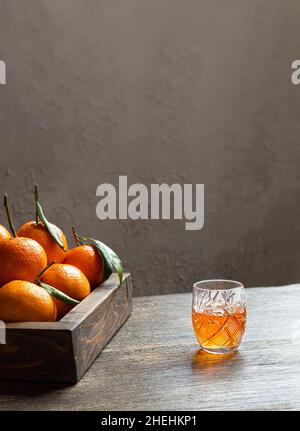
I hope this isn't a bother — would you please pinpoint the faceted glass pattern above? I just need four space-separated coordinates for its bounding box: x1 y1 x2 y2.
192 280 246 354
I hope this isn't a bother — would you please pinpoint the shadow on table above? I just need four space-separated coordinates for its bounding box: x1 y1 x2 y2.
191 349 244 377
0 380 69 398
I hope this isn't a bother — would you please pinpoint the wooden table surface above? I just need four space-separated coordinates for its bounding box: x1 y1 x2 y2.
0 284 299 411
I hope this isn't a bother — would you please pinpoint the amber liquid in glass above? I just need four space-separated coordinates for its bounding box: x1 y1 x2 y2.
192 308 246 351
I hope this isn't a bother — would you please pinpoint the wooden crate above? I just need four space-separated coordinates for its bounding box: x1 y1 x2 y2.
0 273 132 383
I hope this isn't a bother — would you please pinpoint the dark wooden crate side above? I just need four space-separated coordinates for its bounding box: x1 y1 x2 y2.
0 324 76 383
0 273 132 383
70 273 132 380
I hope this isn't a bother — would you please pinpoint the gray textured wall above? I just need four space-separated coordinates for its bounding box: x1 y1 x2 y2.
1 0 300 296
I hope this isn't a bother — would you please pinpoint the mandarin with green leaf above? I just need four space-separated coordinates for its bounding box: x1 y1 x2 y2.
0 194 48 287
64 245 104 288
17 184 68 263
71 226 123 286
18 221 68 264
40 263 90 318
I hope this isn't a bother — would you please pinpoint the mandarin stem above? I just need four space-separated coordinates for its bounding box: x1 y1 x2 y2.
3 194 17 238
72 225 80 247
35 260 56 282
34 183 39 224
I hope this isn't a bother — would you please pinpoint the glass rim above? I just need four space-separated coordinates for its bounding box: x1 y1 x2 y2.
193 279 244 291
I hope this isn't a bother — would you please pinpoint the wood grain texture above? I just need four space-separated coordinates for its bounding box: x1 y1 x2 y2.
0 274 132 383
0 326 76 383
70 273 133 380
0 284 299 410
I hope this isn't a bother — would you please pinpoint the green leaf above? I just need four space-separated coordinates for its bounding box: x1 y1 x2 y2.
39 281 80 306
77 234 123 286
34 186 66 251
